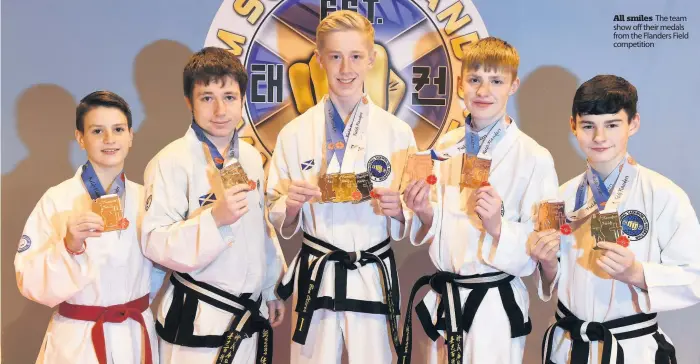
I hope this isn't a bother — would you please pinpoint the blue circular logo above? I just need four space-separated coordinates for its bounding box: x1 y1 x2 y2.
620 210 649 241
368 155 391 182
18 235 31 253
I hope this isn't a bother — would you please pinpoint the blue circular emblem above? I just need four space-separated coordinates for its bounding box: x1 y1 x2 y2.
18 235 31 253
620 210 649 241
367 155 391 182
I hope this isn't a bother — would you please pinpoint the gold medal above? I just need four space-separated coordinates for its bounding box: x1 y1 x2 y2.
318 174 336 203
333 173 358 203
405 153 435 184
537 201 567 232
460 155 491 189
220 162 250 189
92 194 124 232
355 172 374 203
590 212 623 249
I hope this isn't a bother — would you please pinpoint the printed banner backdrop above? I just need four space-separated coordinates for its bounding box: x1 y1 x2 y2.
2 1 699 363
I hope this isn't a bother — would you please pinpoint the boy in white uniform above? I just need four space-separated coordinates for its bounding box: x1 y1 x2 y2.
400 37 559 364
532 75 700 363
266 10 416 364
141 47 285 364
15 91 158 364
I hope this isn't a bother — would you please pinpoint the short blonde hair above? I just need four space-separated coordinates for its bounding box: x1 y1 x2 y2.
316 10 375 50
461 37 519 79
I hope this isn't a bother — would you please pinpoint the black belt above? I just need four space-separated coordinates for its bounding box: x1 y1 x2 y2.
156 272 272 364
542 301 676 364
276 233 401 350
398 271 531 364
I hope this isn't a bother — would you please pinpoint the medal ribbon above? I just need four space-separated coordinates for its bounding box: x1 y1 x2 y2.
323 95 370 174
191 121 239 169
569 155 638 221
430 114 508 161
81 160 125 201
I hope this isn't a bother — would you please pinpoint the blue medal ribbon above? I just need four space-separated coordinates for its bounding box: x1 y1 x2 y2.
191 121 239 170
81 160 125 200
325 100 350 168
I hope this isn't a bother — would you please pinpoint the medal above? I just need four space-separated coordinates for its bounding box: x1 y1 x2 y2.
537 201 567 232
318 95 371 204
93 194 125 232
355 172 374 203
220 162 252 190
318 174 336 203
81 162 127 232
333 173 358 203
405 153 435 184
590 212 623 249
192 121 256 193
460 155 491 189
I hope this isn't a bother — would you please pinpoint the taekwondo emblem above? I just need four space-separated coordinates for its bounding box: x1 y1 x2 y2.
620 210 649 241
368 155 391 182
18 235 31 253
205 0 489 163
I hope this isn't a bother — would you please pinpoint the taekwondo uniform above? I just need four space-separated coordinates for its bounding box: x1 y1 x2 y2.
142 124 285 364
539 156 700 363
402 116 559 364
15 164 157 364
267 95 416 363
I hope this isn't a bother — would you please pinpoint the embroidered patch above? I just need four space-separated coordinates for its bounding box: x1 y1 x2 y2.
301 159 315 171
620 210 649 241
18 235 31 253
367 155 391 182
145 195 153 211
199 192 217 207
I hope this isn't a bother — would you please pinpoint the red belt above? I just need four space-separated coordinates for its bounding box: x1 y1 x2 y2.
58 294 152 364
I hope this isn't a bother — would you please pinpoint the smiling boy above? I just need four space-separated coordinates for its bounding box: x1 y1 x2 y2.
400 37 559 363
15 91 158 364
266 10 416 364
532 75 700 363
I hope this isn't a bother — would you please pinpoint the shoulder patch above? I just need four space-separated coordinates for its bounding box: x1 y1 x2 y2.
620 210 649 241
367 155 391 182
18 235 31 253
